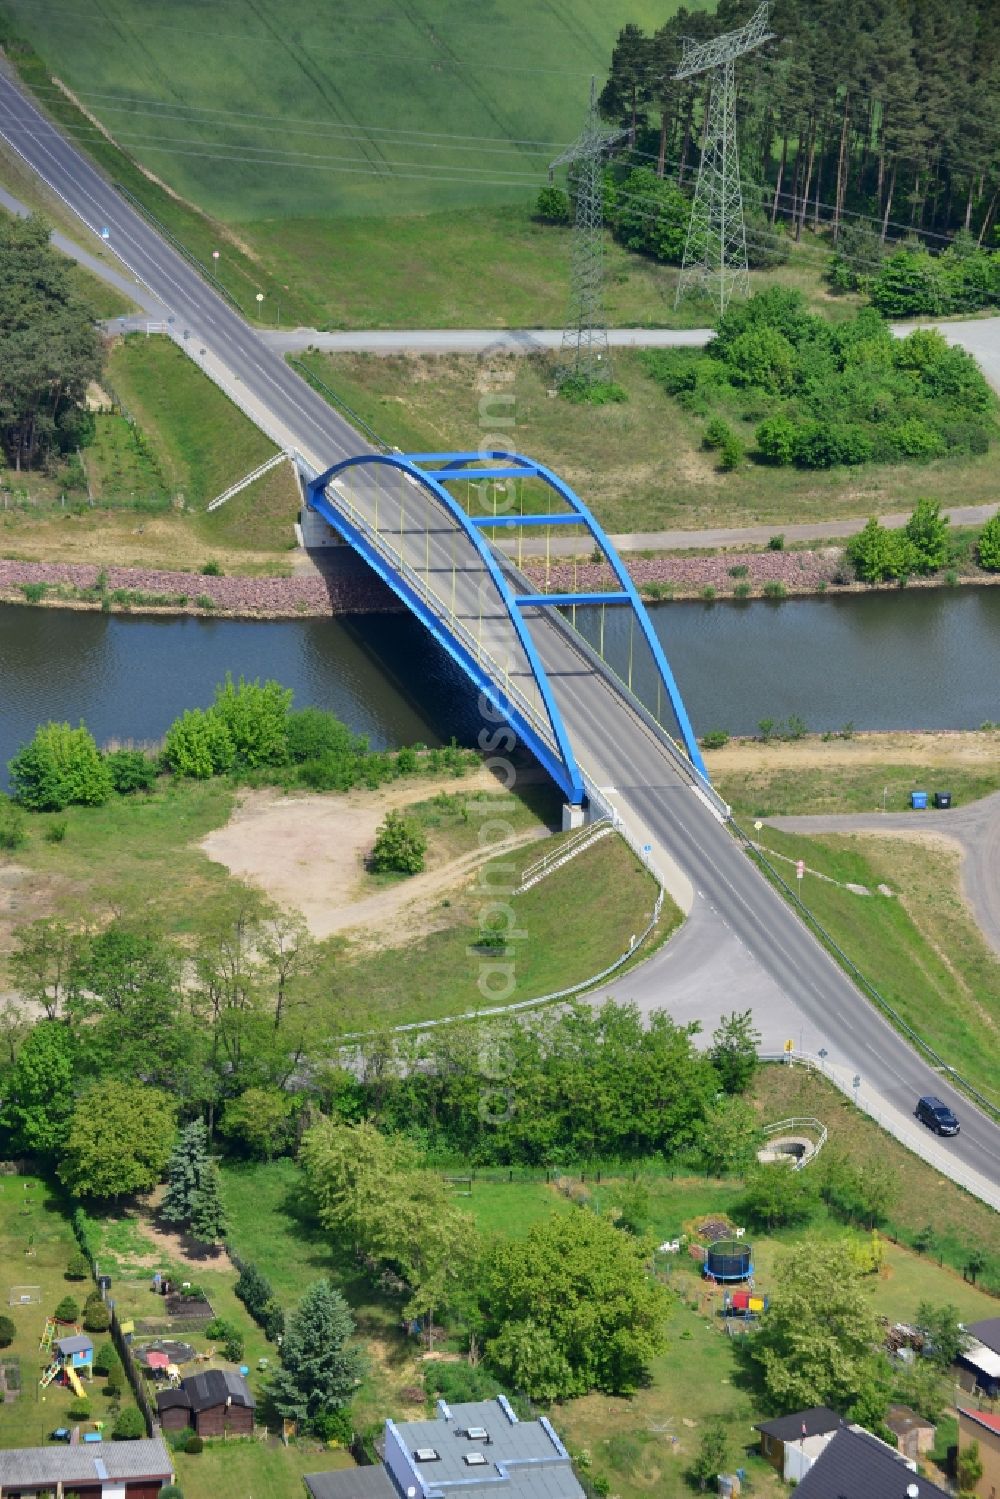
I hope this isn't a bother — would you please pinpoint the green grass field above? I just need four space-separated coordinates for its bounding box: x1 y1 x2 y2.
295 349 1000 534
716 756 1000 818
1 0 705 223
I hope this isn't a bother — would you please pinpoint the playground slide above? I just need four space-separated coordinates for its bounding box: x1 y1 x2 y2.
64 1365 85 1398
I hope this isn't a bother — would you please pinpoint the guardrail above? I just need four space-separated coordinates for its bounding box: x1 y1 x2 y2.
759 1115 828 1168
112 181 247 317
760 1052 1000 1212
287 357 390 454
514 819 612 893
740 823 1000 1129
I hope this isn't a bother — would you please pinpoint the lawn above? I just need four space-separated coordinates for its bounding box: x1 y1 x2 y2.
320 826 672 1030
294 349 1000 535
0 779 241 983
751 829 1000 1110
0 1175 139 1449
172 1439 354 1499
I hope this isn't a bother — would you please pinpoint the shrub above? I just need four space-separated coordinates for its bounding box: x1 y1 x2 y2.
22 581 48 604
212 674 292 768
755 414 797 464
185 1434 204 1454
204 1316 238 1341
9 722 113 811
161 708 234 779
727 564 749 578
235 1263 272 1320
261 1299 285 1342
113 1407 147 1440
106 749 157 794
703 417 731 450
534 185 570 223
44 819 67 843
68 1396 92 1421
222 1329 244 1361
734 581 751 599
701 585 716 600
83 1298 111 1332
558 375 627 405
200 560 223 576
903 497 950 574
424 1360 502 1405
195 594 215 610
609 166 689 263
0 798 26 850
700 729 729 750
370 809 427 875
93 1341 120 1376
0 1315 15 1348
767 534 785 551
977 512 1000 571
286 708 364 765
66 1251 90 1281
763 581 787 599
718 433 743 470
314 1406 356 1445
54 1296 79 1324
160 1488 186 1499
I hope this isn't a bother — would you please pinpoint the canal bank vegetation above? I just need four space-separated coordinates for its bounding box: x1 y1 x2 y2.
1 330 300 576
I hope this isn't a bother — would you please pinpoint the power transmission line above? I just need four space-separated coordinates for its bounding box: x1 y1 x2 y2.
674 1 774 315
548 79 631 387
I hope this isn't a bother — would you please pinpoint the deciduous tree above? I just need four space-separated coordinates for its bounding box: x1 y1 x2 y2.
58 1080 176 1199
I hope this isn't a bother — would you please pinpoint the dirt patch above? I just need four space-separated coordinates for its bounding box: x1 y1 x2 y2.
199 772 546 944
706 729 1000 775
135 1189 230 1271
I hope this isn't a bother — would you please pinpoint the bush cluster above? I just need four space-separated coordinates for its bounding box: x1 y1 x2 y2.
641 288 995 470
847 498 953 584
7 677 480 812
869 237 1000 318
234 1261 284 1342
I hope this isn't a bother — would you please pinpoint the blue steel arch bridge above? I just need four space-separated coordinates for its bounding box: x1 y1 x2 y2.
303 447 720 825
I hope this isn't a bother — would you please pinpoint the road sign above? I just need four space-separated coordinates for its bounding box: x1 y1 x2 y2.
100 226 110 240
784 1039 794 1053
753 819 763 832
642 843 652 854
795 859 805 880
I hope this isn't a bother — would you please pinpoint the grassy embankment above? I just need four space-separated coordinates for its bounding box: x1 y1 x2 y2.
0 774 668 1029
0 336 300 575
294 349 1000 536
709 733 1000 1110
0 0 848 333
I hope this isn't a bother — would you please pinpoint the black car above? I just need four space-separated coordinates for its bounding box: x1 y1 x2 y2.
915 1095 960 1136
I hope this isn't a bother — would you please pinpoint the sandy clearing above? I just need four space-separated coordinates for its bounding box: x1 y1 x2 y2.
199 771 546 944
706 729 1000 775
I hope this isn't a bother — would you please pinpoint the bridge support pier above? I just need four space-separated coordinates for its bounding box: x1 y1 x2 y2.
562 803 586 832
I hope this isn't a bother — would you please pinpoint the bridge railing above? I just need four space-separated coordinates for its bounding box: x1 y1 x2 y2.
311 470 559 755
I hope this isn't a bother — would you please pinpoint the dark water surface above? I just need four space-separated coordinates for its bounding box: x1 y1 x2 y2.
2 587 999 781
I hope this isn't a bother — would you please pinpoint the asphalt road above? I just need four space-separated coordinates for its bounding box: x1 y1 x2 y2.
2 66 999 1204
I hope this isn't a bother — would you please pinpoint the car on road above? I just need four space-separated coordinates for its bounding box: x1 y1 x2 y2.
916 1095 961 1136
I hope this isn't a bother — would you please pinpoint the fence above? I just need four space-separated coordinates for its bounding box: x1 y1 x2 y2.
106 1297 157 1436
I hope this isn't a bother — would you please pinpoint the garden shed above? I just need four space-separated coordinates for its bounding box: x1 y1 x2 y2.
155 1369 255 1437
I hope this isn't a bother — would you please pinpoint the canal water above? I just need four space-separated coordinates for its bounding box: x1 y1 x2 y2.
2 586 999 779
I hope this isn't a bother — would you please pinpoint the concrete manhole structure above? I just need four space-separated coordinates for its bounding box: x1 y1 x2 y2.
756 1116 827 1170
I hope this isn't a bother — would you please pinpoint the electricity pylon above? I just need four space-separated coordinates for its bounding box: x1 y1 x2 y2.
549 79 631 386
674 1 774 315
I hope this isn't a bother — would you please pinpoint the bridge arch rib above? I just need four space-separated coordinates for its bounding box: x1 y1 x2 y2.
305 448 707 809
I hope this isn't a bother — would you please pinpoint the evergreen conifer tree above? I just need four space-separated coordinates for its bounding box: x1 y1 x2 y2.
189 1159 227 1245
159 1120 209 1226
269 1280 365 1430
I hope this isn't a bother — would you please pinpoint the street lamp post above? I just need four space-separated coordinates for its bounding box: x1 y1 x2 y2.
255 292 264 325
